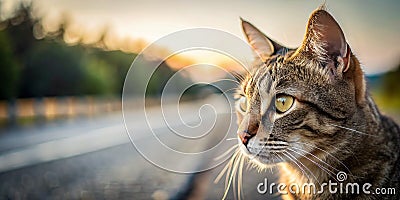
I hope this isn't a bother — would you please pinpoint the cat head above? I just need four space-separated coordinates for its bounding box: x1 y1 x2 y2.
236 8 367 167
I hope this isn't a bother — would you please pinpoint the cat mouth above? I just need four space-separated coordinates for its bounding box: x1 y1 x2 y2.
253 150 287 163
237 135 290 164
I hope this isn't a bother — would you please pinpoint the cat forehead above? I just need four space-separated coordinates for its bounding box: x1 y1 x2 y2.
243 55 331 93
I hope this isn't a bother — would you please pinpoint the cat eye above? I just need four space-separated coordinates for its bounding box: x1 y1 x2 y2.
238 96 248 112
275 94 294 113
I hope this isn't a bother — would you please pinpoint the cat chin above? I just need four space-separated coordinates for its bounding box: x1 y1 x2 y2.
248 156 277 169
239 146 282 168
253 154 282 165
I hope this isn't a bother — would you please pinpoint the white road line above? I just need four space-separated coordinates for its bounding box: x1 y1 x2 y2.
0 125 128 173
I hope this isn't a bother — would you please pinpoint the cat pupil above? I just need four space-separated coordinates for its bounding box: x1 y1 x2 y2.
279 98 285 105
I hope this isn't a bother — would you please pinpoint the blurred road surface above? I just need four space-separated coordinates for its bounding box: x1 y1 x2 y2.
0 97 279 200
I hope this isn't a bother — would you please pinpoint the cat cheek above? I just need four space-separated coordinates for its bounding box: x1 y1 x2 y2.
236 111 244 124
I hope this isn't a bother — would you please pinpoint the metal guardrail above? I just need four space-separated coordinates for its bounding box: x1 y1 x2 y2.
0 96 123 124
0 95 204 126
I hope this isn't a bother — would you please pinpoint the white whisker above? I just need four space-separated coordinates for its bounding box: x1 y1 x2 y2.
294 141 353 176
214 150 239 184
328 124 378 137
238 155 245 200
214 144 238 161
288 147 337 182
283 151 322 186
282 151 310 181
222 153 242 200
290 146 339 173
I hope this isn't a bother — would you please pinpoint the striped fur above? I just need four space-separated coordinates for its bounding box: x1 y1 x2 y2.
235 8 400 200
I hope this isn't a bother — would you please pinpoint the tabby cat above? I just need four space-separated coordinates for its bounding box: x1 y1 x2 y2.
234 8 400 200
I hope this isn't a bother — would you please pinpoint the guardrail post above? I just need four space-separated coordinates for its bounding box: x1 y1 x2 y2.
7 99 17 126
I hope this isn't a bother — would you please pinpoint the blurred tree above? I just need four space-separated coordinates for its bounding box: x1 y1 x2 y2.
369 63 400 112
92 50 133 94
82 58 116 95
20 42 85 97
4 4 37 61
20 42 119 97
0 31 20 100
382 64 400 98
0 1 195 99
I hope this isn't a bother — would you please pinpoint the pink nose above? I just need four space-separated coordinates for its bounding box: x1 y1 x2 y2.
238 131 253 145
237 114 259 145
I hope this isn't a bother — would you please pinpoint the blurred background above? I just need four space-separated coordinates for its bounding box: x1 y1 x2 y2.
0 0 398 199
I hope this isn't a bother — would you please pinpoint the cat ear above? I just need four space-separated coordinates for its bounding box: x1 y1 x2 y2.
298 9 351 72
241 18 284 61
298 9 366 104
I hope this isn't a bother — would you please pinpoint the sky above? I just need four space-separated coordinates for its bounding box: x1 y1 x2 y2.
3 0 400 75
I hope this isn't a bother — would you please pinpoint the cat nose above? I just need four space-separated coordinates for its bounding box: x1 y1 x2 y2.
238 123 259 146
237 114 259 146
238 130 254 146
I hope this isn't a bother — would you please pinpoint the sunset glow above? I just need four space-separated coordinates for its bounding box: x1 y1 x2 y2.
3 0 399 75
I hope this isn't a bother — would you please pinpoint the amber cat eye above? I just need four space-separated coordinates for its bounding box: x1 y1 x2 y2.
275 94 294 113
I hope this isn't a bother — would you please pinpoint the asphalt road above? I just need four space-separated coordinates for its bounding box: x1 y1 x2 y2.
0 98 280 200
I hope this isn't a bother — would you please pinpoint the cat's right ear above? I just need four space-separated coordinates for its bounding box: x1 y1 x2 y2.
241 18 283 61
